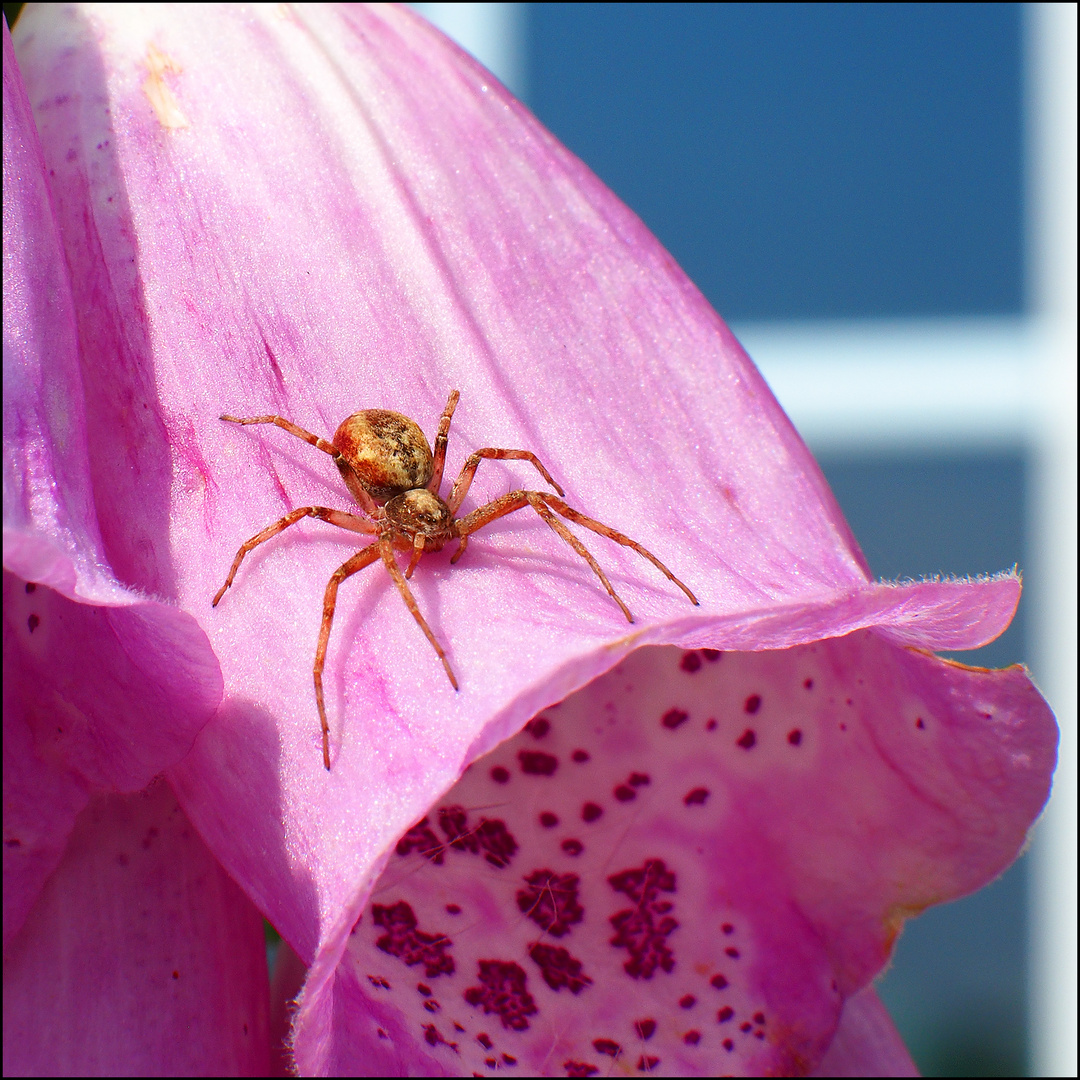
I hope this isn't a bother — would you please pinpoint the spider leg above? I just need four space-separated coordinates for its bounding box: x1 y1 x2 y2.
452 490 633 621
427 389 461 495
453 489 701 613
447 448 565 514
221 413 381 517
378 538 460 692
221 414 337 456
405 535 426 579
213 506 377 606
315 544 383 770
540 493 700 606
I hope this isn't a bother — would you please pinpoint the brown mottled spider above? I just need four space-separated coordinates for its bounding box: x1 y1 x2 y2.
213 390 698 768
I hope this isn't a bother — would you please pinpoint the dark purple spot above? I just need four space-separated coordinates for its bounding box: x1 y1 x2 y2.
446 904 461 915
634 1019 657 1040
423 999 440 1012
528 942 592 994
740 1021 752 1033
27 614 40 633
788 729 803 746
608 859 678 979
916 716 926 730
464 960 537 1031
25 582 36 593
5 839 21 848
477 1033 493 1049
582 802 603 823
754 1011 766 1025
593 1038 621 1057
422 1023 457 1051
680 651 702 673
485 1056 497 1067
683 788 709 806
725 947 740 959
435 806 518 868
662 709 689 730
614 784 635 802
755 1031 765 1040
846 698 853 706
637 1055 659 1071
629 772 650 787
526 717 550 739
477 819 519 868
372 901 454 978
519 750 558 776
561 838 584 856
571 749 590 763
502 1053 517 1065
417 983 432 996
517 870 584 937
705 718 718 731
722 1037 734 1051
744 694 761 714
803 678 813 689
679 994 696 1009
539 811 559 829
717 1006 734 1023
702 649 721 661
367 974 390 989
490 766 510 784
710 973 728 990
439 806 478 853
736 729 756 749
683 1030 701 1045
563 1061 599 1077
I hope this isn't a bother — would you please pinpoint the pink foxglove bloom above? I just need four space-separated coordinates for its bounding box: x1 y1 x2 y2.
3 5 1056 1076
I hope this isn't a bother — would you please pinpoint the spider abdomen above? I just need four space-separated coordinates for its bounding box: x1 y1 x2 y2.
334 409 433 501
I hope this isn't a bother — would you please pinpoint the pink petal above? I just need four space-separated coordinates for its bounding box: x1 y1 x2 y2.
335 639 1052 1074
8 6 1055 1074
810 988 918 1077
2 19 222 947
3 780 270 1076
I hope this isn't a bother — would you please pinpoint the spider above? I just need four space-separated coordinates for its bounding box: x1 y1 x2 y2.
213 389 699 769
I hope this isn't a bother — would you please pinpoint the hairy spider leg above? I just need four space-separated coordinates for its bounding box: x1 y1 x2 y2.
404 534 427 580
452 490 632 619
220 413 336 453
452 489 700 616
447 448 565 514
543 494 700 606
212 506 376 607
378 539 460 693
315 544 382 770
220 413 380 517
427 389 461 495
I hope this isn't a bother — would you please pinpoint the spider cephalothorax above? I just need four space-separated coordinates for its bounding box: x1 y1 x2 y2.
214 390 698 768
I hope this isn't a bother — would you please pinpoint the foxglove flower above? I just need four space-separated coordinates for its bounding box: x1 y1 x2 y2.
3 5 1056 1076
